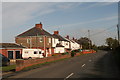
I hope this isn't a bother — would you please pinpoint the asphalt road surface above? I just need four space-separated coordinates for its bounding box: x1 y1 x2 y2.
6 50 120 79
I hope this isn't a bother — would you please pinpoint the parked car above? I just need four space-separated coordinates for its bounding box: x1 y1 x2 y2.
0 54 10 66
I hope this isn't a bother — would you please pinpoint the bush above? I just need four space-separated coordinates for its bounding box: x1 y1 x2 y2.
71 49 80 53
71 52 75 57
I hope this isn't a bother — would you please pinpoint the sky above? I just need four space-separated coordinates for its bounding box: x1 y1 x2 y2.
1 1 119 46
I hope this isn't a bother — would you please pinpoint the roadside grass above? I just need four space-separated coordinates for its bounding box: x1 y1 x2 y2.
22 57 70 71
1 65 16 72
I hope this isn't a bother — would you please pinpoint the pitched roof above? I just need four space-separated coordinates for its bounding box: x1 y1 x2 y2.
65 38 75 43
75 40 81 44
53 34 69 42
0 43 26 49
16 27 53 37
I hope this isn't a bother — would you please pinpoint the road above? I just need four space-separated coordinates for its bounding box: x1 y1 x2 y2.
5 50 120 79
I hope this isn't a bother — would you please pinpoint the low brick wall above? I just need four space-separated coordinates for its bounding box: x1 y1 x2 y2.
16 54 72 71
82 50 96 54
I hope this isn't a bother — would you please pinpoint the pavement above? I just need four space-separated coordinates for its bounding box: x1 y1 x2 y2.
2 50 120 79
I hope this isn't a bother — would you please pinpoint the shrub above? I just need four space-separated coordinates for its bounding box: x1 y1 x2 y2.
71 52 75 57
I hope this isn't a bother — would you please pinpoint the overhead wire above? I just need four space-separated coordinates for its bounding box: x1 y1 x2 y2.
90 25 115 37
89 25 117 45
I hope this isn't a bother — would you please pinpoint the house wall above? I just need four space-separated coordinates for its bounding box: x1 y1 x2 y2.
52 38 59 47
70 40 80 50
54 47 65 53
64 41 70 49
64 38 82 50
70 42 75 50
0 49 8 57
15 36 52 48
60 41 69 49
74 42 80 50
51 48 54 54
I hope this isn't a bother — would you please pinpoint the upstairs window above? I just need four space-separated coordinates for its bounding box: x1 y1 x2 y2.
49 38 51 43
27 39 30 43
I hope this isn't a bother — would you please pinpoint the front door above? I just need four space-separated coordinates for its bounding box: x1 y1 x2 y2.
8 51 13 59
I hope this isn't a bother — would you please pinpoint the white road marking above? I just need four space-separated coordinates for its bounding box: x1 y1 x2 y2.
65 73 74 80
82 64 85 67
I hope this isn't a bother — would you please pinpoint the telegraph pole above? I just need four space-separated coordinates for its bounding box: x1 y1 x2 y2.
117 24 120 44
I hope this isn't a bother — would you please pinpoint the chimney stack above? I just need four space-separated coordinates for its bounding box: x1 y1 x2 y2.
66 35 69 39
35 22 42 29
54 31 59 35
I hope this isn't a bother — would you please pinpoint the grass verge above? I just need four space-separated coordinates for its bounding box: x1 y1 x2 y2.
1 65 16 72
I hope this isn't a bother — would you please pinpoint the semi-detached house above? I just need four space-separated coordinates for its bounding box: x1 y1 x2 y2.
53 31 70 53
15 22 54 57
65 36 82 50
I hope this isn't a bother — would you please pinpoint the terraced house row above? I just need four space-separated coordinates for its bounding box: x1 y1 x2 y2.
0 22 82 59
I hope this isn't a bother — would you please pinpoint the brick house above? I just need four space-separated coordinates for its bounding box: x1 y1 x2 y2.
0 43 25 59
15 22 54 57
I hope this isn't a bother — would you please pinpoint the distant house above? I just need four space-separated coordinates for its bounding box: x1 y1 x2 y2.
65 35 75 50
0 43 25 59
53 31 70 52
65 36 82 50
15 22 54 57
73 39 82 50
